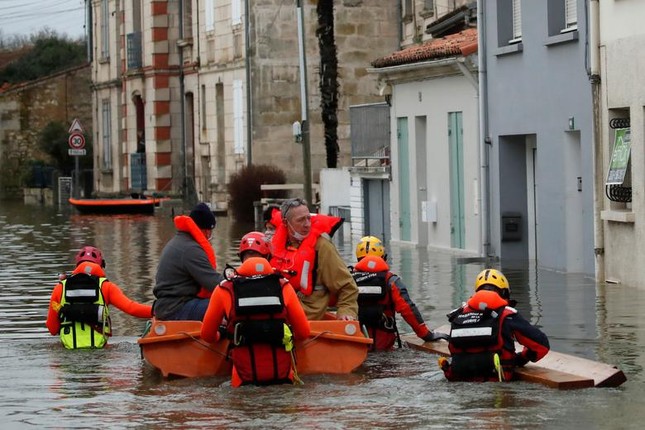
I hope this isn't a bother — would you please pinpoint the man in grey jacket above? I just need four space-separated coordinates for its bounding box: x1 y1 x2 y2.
153 203 224 320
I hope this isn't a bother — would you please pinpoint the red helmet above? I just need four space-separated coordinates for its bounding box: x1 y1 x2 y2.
75 246 105 268
238 232 272 259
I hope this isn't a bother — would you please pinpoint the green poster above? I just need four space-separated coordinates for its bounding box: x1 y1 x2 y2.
606 128 631 185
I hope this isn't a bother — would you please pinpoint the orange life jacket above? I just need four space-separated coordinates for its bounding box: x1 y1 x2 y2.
270 214 342 296
448 290 517 381
173 215 217 298
352 255 397 350
221 273 292 386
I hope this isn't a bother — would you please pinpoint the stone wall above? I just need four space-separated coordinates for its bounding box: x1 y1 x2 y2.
248 0 400 183
0 64 92 198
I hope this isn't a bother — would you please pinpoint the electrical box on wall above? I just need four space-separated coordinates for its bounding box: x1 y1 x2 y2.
501 212 522 241
422 200 437 223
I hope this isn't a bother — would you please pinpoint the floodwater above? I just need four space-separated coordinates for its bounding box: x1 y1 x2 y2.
1 199 644 429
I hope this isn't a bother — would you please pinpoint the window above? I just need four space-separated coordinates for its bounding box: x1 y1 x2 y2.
233 80 244 155
205 0 215 32
201 85 207 131
546 0 579 42
424 0 434 12
496 0 523 52
403 0 413 18
101 99 112 170
564 0 577 30
100 0 110 59
183 0 193 39
511 0 522 42
231 0 241 26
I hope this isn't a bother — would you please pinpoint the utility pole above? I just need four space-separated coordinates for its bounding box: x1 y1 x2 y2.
296 0 313 207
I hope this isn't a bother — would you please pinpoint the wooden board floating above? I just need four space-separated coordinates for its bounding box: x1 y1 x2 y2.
402 325 626 389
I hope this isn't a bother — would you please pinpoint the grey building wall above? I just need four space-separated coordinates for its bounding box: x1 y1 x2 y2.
485 0 594 274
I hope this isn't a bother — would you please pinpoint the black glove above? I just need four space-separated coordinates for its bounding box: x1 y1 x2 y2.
217 324 228 339
514 353 529 367
422 331 449 342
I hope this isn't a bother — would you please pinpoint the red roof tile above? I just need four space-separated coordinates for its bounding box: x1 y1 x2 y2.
371 28 478 68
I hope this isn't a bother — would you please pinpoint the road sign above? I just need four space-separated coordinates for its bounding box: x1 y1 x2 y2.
68 118 85 134
68 149 87 156
68 132 86 149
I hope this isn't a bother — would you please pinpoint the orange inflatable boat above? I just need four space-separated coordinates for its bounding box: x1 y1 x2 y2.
138 318 373 378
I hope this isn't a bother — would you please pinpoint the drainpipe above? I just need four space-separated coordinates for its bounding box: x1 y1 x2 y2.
477 0 491 258
589 0 604 281
178 0 188 200
245 0 252 165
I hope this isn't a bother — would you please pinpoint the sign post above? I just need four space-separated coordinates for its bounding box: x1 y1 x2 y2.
68 119 86 198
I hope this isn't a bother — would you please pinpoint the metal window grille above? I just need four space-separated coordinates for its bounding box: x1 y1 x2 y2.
126 32 142 69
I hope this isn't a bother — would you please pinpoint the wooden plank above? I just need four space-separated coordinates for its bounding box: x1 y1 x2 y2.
402 327 625 389
403 335 594 389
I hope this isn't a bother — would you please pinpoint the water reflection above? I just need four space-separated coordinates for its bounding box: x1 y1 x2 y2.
1 200 645 428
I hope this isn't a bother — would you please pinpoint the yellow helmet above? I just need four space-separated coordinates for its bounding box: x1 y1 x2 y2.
474 269 510 298
356 236 385 260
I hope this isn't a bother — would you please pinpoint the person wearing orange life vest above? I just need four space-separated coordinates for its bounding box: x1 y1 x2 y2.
351 236 447 351
201 256 310 387
262 205 281 241
440 269 550 382
153 202 224 321
46 246 152 349
270 197 359 321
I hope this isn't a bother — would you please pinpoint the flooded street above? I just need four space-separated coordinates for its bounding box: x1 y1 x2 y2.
1 199 644 429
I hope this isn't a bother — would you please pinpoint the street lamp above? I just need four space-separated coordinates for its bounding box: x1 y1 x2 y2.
296 0 313 208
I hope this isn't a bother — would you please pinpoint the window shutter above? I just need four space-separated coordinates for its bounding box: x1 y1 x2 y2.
101 100 112 169
565 0 577 28
233 80 244 155
232 0 242 26
205 0 215 32
512 0 522 40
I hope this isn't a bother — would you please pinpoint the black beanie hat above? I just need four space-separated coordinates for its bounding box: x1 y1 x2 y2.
190 203 216 229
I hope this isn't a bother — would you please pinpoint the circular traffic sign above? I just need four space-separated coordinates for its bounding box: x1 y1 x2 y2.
68 132 86 149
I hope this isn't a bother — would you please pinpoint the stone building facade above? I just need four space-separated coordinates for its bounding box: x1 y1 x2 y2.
89 0 400 209
0 64 91 198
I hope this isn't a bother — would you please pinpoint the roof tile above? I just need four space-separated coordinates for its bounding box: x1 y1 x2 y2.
371 28 478 68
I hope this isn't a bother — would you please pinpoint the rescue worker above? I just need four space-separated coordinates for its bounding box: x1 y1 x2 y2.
440 268 550 382
352 236 447 351
200 256 311 387
153 202 224 321
270 197 359 321
238 231 273 262
46 246 152 349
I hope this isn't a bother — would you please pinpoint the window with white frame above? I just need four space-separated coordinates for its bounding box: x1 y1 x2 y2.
183 0 193 39
403 0 413 17
511 0 522 42
205 0 215 32
233 80 244 155
424 0 434 13
100 0 110 58
232 0 242 26
564 0 577 30
101 99 112 170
